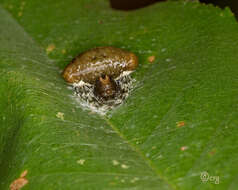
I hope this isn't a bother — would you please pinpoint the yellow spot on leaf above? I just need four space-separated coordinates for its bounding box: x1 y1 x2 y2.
112 160 119 166
77 159 85 165
8 5 13 9
130 177 139 183
121 164 129 169
18 12 22 17
56 112 64 120
61 49 66 54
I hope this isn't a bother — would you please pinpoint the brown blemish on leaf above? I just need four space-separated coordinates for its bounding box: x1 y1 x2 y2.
109 181 116 185
176 121 185 128
19 170 27 178
209 149 216 156
10 170 28 190
180 146 188 151
46 44 56 54
148 55 155 63
18 12 22 17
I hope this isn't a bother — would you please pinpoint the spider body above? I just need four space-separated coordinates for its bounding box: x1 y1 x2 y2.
62 46 138 100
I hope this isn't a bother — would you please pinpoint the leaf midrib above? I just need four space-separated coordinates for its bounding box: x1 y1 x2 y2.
104 117 177 190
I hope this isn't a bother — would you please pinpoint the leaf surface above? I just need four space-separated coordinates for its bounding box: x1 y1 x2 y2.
0 0 238 189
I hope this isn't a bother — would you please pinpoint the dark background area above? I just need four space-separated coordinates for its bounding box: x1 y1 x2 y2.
110 0 238 20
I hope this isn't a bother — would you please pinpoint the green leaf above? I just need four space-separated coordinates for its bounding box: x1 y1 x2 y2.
0 0 238 189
